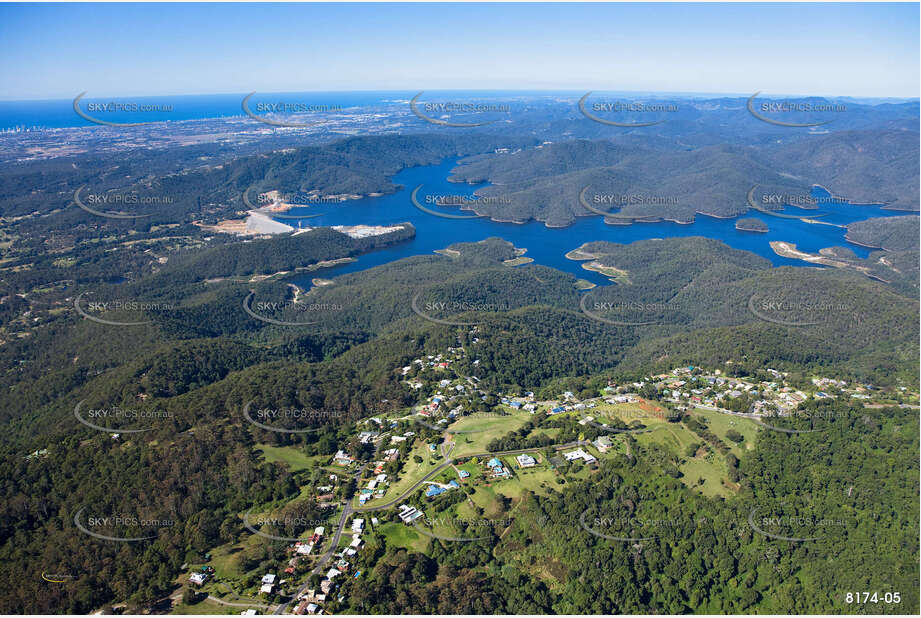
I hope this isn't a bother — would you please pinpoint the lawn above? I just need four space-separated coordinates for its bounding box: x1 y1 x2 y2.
255 443 321 472
591 401 668 426
171 598 257 615
446 408 534 457
691 409 761 456
680 454 731 498
377 521 430 553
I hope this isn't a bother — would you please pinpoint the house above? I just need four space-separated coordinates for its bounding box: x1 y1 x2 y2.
351 519 364 533
593 436 613 453
294 600 311 615
261 574 277 585
333 450 354 466
240 610 258 616
349 536 363 549
487 457 510 478
189 572 208 586
296 543 314 555
425 485 446 497
260 583 275 594
563 449 597 464
516 454 537 468
457 469 470 479
398 504 423 523
326 568 341 580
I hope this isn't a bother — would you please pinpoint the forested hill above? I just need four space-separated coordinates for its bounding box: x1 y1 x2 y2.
0 235 917 613
441 129 919 227
846 215 920 251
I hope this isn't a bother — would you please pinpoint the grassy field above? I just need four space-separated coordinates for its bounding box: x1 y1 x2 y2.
680 453 732 497
171 598 259 615
255 444 322 472
377 521 430 553
691 408 761 456
447 408 534 457
635 420 697 453
591 401 668 425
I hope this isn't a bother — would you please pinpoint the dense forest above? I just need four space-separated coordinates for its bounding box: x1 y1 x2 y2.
333 399 918 614
0 114 918 615
0 229 917 613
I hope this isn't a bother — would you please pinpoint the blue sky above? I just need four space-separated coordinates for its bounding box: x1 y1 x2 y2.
0 2 918 100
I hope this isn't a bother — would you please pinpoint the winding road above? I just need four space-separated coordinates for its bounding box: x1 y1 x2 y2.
273 439 587 613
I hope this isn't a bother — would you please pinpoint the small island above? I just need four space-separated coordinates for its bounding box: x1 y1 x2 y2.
735 218 769 233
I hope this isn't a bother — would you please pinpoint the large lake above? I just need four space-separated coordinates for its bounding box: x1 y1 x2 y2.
280 158 906 288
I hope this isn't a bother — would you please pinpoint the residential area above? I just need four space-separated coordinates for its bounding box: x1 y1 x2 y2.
167 342 916 615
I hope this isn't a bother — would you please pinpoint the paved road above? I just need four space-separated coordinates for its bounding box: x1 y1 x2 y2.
207 595 272 609
353 440 588 513
273 464 365 615
272 439 586 613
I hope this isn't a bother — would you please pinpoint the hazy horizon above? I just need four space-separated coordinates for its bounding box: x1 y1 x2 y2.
1 2 918 100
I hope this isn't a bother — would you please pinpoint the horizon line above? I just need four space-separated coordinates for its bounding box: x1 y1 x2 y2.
2 89 919 104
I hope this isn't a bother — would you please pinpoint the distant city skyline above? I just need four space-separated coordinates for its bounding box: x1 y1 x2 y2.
1 2 918 100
